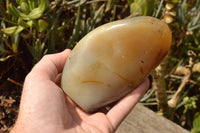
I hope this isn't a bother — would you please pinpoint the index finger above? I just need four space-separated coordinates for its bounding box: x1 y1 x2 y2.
30 49 71 81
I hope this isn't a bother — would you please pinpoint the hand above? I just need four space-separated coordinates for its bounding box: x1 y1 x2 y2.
11 49 149 133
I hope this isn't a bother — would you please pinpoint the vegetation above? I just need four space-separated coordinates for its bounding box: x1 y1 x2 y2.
0 0 199 132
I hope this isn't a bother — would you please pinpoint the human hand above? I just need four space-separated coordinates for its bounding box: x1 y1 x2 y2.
11 49 149 133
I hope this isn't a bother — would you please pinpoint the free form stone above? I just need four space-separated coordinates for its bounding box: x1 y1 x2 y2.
61 16 172 112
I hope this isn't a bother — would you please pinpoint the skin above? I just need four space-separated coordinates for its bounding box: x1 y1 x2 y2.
11 49 149 133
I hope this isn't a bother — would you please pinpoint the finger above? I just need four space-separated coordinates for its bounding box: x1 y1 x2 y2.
106 78 149 129
30 49 71 81
55 73 62 87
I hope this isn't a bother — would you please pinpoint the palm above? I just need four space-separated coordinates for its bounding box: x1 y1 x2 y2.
44 79 114 133
17 75 113 132
11 49 149 133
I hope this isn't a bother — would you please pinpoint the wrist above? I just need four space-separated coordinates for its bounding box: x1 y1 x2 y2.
10 120 35 133
10 120 62 133
10 124 24 133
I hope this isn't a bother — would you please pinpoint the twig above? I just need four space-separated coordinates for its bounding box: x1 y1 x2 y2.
168 72 191 108
168 50 196 108
7 78 23 87
155 0 164 18
152 53 170 114
169 74 200 86
0 52 23 62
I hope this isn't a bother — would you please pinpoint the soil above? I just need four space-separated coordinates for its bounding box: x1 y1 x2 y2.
0 57 28 133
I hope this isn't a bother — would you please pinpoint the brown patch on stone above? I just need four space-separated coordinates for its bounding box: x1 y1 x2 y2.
156 49 167 63
82 80 104 84
140 66 144 74
114 72 130 82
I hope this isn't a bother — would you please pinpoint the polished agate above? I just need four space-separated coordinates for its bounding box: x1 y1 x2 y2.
61 16 172 112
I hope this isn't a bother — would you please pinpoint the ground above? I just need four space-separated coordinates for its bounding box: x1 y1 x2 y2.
0 57 27 133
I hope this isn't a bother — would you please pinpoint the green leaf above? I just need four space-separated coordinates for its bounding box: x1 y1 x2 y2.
27 20 34 27
38 19 48 32
93 4 105 24
191 113 200 133
191 12 200 27
105 0 113 12
15 0 22 5
177 0 187 26
1 26 24 36
39 0 49 12
0 42 7 57
21 1 30 14
143 0 155 16
17 0 28 5
8 4 29 20
8 4 21 18
130 2 142 14
28 7 43 20
134 0 144 9
172 0 180 4
18 18 30 28
27 0 37 10
130 0 155 16
11 33 20 53
68 5 82 48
